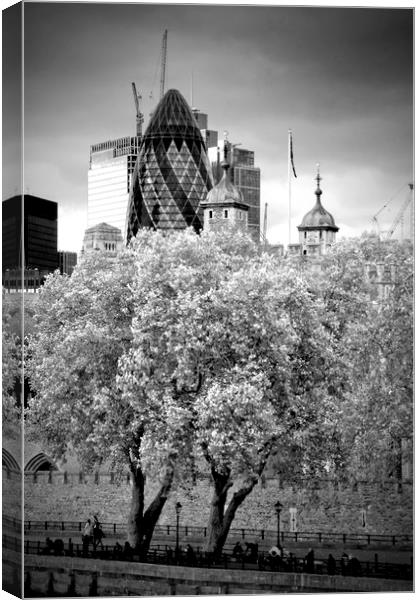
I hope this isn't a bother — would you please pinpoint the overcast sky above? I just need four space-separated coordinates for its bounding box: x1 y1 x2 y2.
2 2 413 252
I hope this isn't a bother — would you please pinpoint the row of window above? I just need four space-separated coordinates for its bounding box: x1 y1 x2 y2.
208 210 245 220
104 242 117 251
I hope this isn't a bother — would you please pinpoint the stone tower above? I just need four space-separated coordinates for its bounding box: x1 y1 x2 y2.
200 141 249 233
297 165 339 256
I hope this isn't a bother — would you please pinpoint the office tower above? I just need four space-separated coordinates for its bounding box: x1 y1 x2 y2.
58 251 77 276
126 89 213 240
208 141 261 243
87 136 141 240
2 195 58 291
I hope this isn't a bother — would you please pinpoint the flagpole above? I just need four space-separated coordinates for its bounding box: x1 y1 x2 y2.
288 129 292 247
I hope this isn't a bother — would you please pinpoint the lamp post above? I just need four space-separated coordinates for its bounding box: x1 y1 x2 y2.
175 502 182 560
274 501 283 551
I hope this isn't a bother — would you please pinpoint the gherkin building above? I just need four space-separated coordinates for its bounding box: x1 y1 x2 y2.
126 89 214 240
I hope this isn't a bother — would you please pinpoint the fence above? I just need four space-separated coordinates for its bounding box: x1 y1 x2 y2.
3 515 413 548
2 534 412 581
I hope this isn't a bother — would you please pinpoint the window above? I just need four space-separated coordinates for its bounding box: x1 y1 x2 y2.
209 210 213 219
224 209 228 219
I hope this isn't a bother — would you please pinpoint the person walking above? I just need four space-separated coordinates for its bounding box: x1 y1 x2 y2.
92 514 104 550
327 553 336 575
82 519 93 555
305 548 315 573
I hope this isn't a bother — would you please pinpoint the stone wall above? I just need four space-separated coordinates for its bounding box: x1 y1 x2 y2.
18 552 412 595
2 469 412 536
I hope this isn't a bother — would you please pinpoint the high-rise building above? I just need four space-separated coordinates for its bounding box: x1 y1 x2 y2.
126 89 213 240
87 136 141 240
208 140 261 243
2 195 58 291
58 251 77 276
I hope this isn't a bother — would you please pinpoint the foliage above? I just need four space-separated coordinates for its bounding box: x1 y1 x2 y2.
2 298 21 429
26 230 413 553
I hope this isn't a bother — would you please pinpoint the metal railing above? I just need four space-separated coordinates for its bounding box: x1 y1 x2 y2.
4 516 412 548
3 534 412 581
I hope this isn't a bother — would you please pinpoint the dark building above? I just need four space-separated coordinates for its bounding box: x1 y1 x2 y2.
2 195 58 291
58 251 77 276
126 89 214 240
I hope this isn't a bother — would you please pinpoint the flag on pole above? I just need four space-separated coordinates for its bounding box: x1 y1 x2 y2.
290 131 297 178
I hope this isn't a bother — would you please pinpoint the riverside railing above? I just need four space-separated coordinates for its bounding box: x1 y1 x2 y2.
3 516 412 548
2 534 413 581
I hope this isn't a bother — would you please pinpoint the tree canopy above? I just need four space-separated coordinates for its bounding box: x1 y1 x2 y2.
26 229 413 552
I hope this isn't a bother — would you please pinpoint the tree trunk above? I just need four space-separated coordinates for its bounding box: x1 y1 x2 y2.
139 468 174 553
205 473 260 557
205 470 231 555
126 462 174 554
127 463 145 548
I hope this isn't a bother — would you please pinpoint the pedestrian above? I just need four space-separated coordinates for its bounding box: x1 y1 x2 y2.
92 514 104 550
232 541 244 559
305 548 315 573
348 554 362 576
341 552 349 575
82 518 93 555
327 553 336 575
185 544 195 564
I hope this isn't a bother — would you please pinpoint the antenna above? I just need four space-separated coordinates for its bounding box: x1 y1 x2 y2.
160 29 168 100
131 82 144 137
191 71 194 107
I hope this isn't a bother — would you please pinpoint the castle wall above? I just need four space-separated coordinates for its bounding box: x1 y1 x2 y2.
3 469 412 536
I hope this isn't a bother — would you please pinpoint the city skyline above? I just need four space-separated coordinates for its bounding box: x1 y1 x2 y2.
2 2 413 252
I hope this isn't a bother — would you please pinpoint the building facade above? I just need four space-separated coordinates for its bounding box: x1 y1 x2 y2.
88 136 141 241
126 89 213 241
80 222 123 257
208 141 260 243
2 195 58 291
201 152 249 233
58 251 78 276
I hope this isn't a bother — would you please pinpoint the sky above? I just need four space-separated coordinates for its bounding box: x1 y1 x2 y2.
2 1 414 252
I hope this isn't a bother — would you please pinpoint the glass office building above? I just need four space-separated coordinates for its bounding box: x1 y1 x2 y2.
126 89 213 240
2 195 58 291
88 136 141 241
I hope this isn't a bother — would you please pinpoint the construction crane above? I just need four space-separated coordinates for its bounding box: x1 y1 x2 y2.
386 183 414 240
131 82 144 138
262 202 268 247
371 182 410 238
160 29 168 100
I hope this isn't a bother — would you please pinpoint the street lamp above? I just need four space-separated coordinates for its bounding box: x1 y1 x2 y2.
175 502 182 560
274 501 283 550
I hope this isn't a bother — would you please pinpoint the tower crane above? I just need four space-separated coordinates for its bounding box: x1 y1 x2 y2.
160 29 168 100
262 202 268 247
386 183 414 240
131 82 144 138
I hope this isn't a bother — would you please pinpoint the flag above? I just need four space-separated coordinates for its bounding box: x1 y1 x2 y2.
290 131 297 178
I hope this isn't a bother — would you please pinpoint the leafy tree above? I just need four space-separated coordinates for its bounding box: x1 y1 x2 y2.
2 300 21 431
118 232 352 556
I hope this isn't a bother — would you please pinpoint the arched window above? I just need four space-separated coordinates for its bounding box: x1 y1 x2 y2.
2 449 20 472
25 453 58 473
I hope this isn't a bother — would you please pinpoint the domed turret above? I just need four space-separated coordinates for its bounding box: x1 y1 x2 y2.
125 89 213 240
297 165 339 255
200 138 249 233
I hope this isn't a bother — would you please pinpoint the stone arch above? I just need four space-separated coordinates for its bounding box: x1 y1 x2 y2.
2 448 20 472
25 453 58 473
